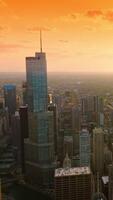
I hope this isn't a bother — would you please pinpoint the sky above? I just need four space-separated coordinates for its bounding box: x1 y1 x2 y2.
1 0 113 73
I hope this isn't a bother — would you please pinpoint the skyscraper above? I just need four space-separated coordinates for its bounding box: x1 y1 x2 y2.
48 104 58 155
92 128 104 175
81 96 104 126
19 106 29 173
24 31 55 187
55 166 92 200
80 128 90 167
4 84 16 115
26 31 48 113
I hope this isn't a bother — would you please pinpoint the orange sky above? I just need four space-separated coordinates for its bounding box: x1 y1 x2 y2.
1 0 113 72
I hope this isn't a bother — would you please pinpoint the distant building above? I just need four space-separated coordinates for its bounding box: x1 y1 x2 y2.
108 164 113 200
3 84 16 116
48 104 58 155
81 96 104 114
64 136 73 158
55 166 92 200
72 106 81 132
60 105 73 136
73 131 80 156
11 111 21 165
63 153 71 168
81 96 104 126
19 106 29 173
92 128 104 175
22 81 28 106
80 128 90 167
19 106 29 139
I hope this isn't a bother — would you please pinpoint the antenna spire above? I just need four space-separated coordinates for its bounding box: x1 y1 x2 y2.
40 29 42 52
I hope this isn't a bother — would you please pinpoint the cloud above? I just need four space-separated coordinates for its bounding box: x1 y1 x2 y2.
27 26 51 32
0 43 27 52
0 26 7 37
59 40 68 43
86 9 113 23
47 51 68 59
86 10 103 18
70 14 76 19
84 25 95 31
0 26 6 31
0 0 7 7
59 14 77 22
105 11 113 22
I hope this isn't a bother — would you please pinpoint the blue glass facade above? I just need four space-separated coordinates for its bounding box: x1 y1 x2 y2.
26 53 48 112
26 52 54 164
25 51 55 187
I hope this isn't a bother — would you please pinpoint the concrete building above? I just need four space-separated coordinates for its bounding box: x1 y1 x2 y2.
3 84 16 116
48 104 58 155
11 112 21 165
64 136 73 158
72 106 81 132
55 166 92 200
81 96 104 126
92 128 104 175
108 164 113 200
19 106 29 173
81 96 104 114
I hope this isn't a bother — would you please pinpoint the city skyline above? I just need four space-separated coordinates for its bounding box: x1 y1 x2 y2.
1 0 113 73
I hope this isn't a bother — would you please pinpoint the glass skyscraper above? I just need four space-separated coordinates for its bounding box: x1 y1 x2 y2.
80 128 90 167
26 52 48 112
25 35 55 187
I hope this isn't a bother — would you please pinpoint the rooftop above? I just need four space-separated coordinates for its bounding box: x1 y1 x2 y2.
55 167 91 177
4 84 16 90
102 176 109 185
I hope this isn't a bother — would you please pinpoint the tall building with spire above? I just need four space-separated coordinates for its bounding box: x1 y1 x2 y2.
26 30 48 112
24 31 55 187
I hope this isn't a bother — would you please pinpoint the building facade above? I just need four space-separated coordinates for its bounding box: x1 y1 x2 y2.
4 84 16 115
80 128 90 167
92 128 104 175
24 35 55 187
55 167 92 200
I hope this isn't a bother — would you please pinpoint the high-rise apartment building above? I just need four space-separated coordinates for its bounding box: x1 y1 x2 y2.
19 106 29 173
55 166 92 200
80 128 90 167
81 96 104 114
81 96 104 126
92 128 104 175
48 104 58 155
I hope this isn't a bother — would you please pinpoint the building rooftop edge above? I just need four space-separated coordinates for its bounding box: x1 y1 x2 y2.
55 166 91 177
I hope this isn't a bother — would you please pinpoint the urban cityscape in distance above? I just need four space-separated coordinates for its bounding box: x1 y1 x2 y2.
1 0 113 200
